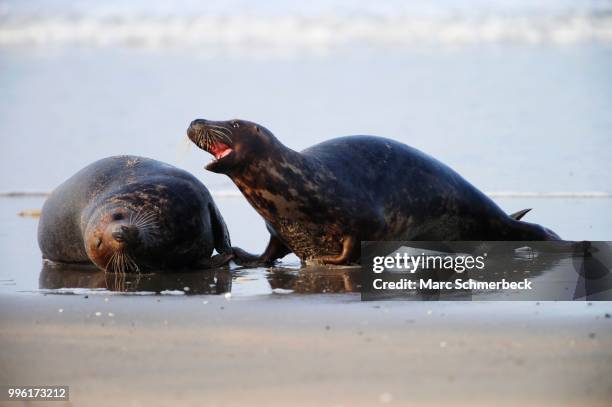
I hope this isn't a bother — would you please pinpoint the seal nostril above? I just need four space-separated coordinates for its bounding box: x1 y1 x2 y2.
112 231 124 242
190 119 207 129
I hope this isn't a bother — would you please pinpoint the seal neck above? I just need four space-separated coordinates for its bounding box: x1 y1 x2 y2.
229 142 319 195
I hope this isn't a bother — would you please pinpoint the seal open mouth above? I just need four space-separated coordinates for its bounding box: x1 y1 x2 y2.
209 141 233 161
187 126 233 164
187 119 237 172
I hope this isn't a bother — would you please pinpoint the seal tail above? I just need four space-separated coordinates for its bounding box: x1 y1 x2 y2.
506 208 560 240
509 208 532 221
508 219 561 241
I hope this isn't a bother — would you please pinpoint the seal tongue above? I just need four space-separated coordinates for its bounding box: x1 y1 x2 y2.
209 142 232 160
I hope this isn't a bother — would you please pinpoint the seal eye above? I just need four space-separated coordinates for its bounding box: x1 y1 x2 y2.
232 121 240 129
95 237 103 248
112 213 124 221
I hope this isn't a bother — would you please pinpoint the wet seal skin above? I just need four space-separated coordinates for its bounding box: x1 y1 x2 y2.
187 118 560 265
38 155 233 273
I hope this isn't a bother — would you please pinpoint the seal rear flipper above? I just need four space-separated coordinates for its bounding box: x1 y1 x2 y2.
231 247 264 266
208 202 232 255
509 208 532 221
197 252 234 269
232 235 291 266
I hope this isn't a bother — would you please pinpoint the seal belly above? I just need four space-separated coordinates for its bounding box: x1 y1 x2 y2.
234 173 346 260
271 218 343 260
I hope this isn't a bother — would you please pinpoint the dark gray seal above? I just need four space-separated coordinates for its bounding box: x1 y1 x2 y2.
187 118 559 265
38 155 233 273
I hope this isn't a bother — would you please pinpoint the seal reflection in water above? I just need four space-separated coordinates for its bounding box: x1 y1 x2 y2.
39 262 232 294
38 156 233 273
187 118 560 266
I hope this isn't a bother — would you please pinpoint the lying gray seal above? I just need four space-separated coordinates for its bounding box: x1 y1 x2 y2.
187 118 560 265
38 155 233 273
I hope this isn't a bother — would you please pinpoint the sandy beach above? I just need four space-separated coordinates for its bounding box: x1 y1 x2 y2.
1 293 611 406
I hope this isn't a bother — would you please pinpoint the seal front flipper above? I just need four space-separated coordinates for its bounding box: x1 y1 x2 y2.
317 236 358 265
232 235 291 266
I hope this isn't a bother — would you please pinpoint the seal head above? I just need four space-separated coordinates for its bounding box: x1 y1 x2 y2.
187 118 278 174
84 202 153 273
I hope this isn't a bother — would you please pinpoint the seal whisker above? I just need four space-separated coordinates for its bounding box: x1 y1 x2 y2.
133 208 154 225
114 252 122 274
125 252 140 273
207 128 226 142
137 223 159 233
133 209 152 226
113 251 121 274
137 219 159 228
134 209 156 221
105 251 117 273
207 124 233 136
207 128 232 145
201 131 213 151
136 212 157 222
133 211 157 228
135 218 158 230
113 252 119 274
112 252 121 274
196 131 211 151
112 251 121 274
131 210 143 226
124 252 133 273
133 210 145 225
119 251 128 274
136 216 157 226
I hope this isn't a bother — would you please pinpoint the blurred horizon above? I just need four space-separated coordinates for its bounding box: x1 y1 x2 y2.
1 0 612 49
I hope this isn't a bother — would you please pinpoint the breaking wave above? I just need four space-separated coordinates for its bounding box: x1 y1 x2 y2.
1 13 612 49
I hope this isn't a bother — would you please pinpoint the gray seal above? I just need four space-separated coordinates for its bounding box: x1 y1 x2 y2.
38 155 233 272
187 118 559 265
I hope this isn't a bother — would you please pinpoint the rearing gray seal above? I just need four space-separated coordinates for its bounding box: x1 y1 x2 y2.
187 118 560 265
38 155 233 273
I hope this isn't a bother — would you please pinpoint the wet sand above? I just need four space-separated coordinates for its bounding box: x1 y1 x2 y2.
1 293 611 406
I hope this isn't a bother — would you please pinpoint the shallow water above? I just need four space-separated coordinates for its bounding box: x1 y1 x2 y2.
0 194 610 297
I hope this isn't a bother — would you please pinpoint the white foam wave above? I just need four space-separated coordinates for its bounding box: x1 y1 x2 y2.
1 14 612 49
